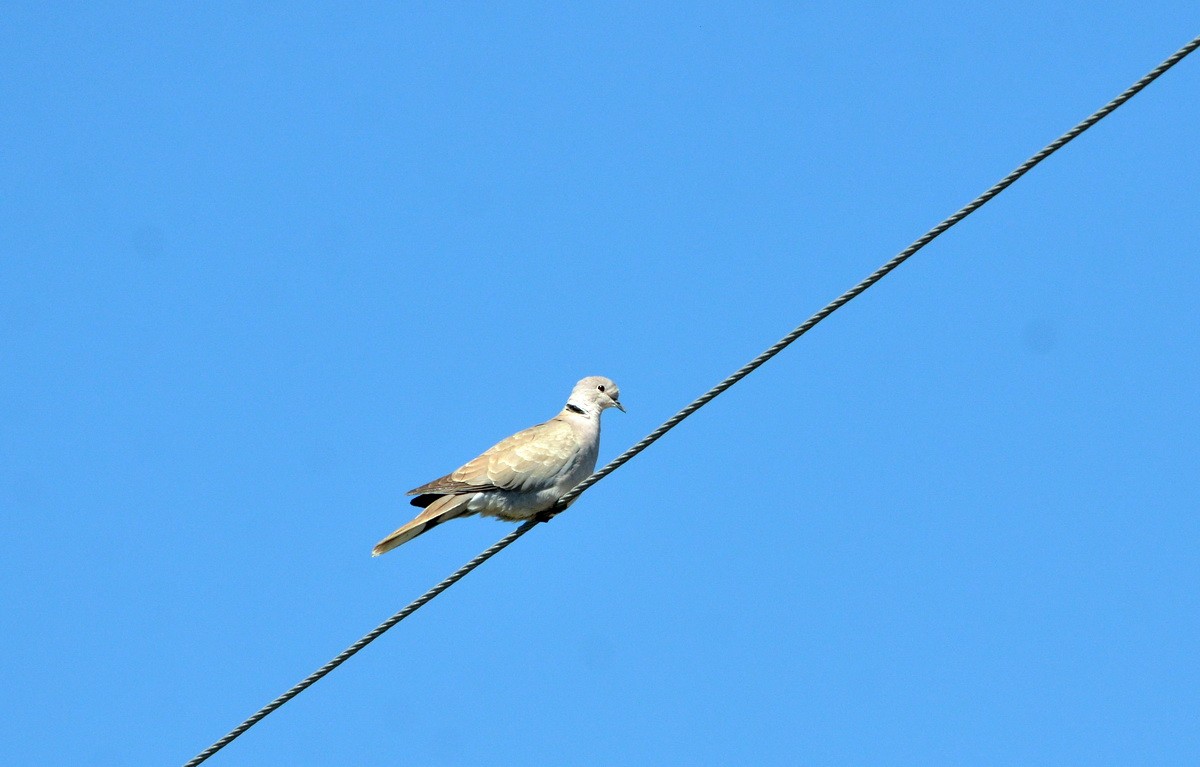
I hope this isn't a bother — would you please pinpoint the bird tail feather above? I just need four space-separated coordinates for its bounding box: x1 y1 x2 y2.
372 494 474 556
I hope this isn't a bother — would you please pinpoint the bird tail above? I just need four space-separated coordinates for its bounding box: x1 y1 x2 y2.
372 494 474 556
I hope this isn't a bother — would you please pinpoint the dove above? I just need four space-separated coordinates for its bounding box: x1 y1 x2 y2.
372 376 625 556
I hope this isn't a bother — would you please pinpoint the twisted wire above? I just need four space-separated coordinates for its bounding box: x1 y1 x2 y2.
184 32 1200 767
182 522 535 767
556 30 1200 509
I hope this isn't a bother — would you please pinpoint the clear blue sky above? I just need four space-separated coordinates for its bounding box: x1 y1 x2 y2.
2 4 1198 765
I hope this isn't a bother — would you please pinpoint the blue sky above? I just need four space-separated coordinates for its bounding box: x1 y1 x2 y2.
2 4 1199 765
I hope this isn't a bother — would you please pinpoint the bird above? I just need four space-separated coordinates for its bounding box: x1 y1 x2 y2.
372 376 625 556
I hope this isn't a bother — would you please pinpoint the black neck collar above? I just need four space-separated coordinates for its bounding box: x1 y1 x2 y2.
566 403 586 415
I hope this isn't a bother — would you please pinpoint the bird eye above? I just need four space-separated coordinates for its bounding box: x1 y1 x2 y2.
598 385 606 392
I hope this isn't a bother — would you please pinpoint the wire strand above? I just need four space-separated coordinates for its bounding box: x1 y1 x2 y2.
183 32 1200 767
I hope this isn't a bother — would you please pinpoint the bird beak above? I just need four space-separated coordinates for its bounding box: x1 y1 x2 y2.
613 400 626 413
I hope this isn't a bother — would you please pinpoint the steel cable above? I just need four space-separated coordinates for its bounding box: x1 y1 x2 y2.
183 32 1200 767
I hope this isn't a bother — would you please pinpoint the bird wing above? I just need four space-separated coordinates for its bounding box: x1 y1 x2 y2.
408 418 577 499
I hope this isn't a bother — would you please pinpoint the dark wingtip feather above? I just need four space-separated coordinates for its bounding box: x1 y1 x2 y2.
410 494 440 508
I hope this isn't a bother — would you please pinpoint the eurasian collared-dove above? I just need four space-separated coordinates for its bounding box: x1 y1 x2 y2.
372 376 624 556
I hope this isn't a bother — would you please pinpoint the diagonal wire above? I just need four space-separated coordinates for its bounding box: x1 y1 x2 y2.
183 32 1200 767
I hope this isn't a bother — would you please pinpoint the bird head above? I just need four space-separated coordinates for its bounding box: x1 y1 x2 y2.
567 376 625 414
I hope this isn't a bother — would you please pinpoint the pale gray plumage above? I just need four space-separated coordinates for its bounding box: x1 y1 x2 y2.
372 376 624 556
